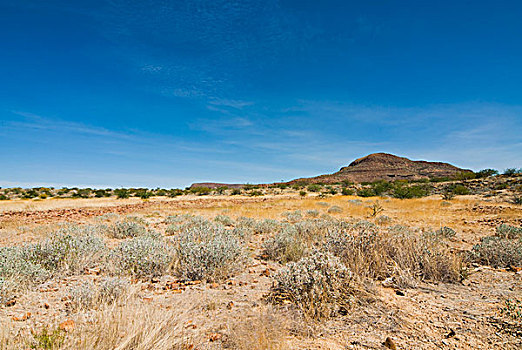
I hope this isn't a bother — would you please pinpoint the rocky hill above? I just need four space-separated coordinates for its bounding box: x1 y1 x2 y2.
289 153 471 184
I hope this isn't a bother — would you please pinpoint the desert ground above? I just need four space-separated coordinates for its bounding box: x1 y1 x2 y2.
0 193 521 349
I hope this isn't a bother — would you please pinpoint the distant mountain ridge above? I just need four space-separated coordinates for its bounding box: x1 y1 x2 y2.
190 153 471 188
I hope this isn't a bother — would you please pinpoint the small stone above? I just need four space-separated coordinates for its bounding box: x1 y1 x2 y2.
210 282 219 289
43 302 50 309
384 337 397 350
59 319 75 332
209 333 222 342
12 312 31 322
5 299 16 307
226 301 234 309
260 269 271 277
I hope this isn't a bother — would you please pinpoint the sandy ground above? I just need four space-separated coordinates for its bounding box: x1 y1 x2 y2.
0 194 521 349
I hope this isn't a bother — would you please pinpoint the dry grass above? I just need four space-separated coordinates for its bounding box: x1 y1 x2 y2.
224 306 289 350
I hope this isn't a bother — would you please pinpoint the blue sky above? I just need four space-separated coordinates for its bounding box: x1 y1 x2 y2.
1 1 521 188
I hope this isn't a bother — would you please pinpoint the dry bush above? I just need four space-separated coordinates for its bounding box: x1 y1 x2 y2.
325 223 465 286
270 250 352 320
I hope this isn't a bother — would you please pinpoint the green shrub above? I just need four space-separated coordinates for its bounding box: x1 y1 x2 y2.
307 184 322 192
341 188 354 196
114 188 129 199
357 187 375 197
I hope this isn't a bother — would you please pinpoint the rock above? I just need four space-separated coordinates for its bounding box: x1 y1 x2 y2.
5 299 16 307
384 337 397 350
59 319 75 332
260 268 271 277
12 312 31 322
210 282 219 289
209 332 222 342
43 302 50 309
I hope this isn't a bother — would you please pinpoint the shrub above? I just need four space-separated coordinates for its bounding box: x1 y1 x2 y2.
469 236 522 268
341 188 354 196
375 215 392 225
0 247 50 283
307 184 322 192
435 226 457 238
254 219 281 235
327 205 343 213
496 224 522 239
270 251 352 319
69 281 97 310
262 225 307 263
111 235 174 278
114 188 129 199
214 214 234 226
105 220 148 239
283 210 302 222
305 209 319 218
23 228 106 275
500 299 522 325
299 190 307 197
451 184 470 196
175 224 245 281
475 169 499 178
504 168 521 176
511 195 522 205
357 188 375 197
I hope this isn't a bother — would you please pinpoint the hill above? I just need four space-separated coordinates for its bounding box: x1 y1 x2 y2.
289 153 471 184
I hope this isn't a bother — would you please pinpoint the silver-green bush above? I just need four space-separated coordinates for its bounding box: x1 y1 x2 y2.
175 223 246 281
111 234 174 278
271 250 352 319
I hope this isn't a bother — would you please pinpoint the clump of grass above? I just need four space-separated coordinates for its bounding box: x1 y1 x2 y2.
111 234 174 278
270 250 352 320
69 278 130 311
175 222 246 281
325 223 465 285
469 236 522 268
224 307 288 350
